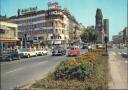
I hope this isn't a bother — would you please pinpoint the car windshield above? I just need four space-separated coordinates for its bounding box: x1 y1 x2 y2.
70 48 75 50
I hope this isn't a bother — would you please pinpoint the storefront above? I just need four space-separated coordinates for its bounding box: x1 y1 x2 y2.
0 21 18 50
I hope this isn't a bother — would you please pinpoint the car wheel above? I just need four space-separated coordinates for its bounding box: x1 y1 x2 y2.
42 53 44 56
27 54 30 58
9 57 13 61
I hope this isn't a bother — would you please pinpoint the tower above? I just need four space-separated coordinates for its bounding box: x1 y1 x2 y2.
104 19 109 41
95 8 104 43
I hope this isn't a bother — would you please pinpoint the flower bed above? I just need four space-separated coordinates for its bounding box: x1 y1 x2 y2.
31 49 108 90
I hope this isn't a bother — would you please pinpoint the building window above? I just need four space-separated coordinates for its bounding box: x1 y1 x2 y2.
62 30 64 34
58 36 61 39
33 37 37 40
38 36 44 40
51 36 53 39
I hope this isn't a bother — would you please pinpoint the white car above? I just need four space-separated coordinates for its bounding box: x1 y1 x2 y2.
97 44 104 48
35 50 44 56
41 48 48 55
18 48 36 58
35 48 48 56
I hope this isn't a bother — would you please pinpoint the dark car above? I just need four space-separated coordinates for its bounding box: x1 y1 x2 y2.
121 52 128 58
81 44 88 49
52 47 66 56
0 49 20 61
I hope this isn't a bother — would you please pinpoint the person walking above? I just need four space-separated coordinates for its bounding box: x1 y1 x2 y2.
88 44 91 52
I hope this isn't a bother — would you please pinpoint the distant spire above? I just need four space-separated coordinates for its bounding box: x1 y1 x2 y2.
96 8 103 18
17 9 20 16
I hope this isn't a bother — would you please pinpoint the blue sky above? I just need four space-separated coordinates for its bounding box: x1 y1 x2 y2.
1 0 127 40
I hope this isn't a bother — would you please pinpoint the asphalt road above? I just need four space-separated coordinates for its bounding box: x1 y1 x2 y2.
108 48 128 89
0 49 87 90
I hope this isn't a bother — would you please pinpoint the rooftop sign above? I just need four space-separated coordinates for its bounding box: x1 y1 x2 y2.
48 2 61 9
19 7 38 15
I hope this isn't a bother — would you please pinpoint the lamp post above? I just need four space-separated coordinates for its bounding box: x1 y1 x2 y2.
24 33 27 48
104 35 108 53
126 38 128 55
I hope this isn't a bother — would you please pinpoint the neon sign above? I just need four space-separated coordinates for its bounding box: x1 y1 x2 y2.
48 2 61 9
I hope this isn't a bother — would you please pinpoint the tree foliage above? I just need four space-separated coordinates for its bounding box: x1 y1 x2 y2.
81 27 98 43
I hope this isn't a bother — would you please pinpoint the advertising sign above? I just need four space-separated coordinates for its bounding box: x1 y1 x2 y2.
48 2 61 9
20 7 38 15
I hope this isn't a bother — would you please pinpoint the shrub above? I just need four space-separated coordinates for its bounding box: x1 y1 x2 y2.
54 62 93 81
31 49 108 90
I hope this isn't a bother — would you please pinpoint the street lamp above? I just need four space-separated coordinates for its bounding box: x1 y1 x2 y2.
104 35 108 53
126 38 128 55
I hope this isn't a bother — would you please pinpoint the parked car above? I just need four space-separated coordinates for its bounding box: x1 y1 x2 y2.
68 47 80 56
81 44 88 49
0 49 20 61
52 47 66 56
121 52 128 58
36 48 48 56
18 48 36 58
96 44 105 49
42 48 48 55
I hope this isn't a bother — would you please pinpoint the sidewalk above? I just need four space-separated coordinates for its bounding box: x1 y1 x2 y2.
108 51 128 89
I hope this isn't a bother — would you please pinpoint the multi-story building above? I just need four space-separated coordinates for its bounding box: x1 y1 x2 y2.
123 27 128 44
9 4 81 48
112 31 124 44
95 9 110 44
63 8 82 46
103 19 109 41
9 7 70 48
112 35 120 44
0 21 18 49
95 8 104 43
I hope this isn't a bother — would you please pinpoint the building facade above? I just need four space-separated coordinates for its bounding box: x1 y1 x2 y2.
63 8 82 46
112 31 124 44
10 9 70 48
9 5 81 48
0 21 18 49
103 19 109 41
123 27 128 44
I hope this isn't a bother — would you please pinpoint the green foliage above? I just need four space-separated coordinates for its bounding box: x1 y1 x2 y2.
54 62 93 80
81 27 98 43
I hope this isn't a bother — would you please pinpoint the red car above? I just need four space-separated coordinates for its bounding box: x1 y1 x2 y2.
68 47 80 56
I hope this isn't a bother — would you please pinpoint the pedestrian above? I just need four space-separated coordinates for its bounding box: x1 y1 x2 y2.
88 44 91 52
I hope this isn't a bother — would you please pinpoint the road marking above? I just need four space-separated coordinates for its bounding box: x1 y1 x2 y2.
5 67 24 74
37 61 48 65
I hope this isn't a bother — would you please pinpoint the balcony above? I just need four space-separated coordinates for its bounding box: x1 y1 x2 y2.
45 14 63 20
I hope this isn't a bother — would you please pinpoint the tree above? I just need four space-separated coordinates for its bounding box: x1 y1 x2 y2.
81 27 98 43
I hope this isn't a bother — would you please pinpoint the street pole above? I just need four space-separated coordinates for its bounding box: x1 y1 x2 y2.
126 38 128 55
104 35 108 53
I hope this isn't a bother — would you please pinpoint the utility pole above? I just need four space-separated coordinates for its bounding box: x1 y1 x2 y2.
126 38 128 55
104 35 108 53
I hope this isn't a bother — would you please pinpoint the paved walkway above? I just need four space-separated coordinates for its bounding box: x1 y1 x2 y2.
108 50 128 89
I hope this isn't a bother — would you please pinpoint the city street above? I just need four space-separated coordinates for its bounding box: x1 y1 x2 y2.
1 49 87 90
1 54 66 90
108 48 128 89
0 0 127 89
